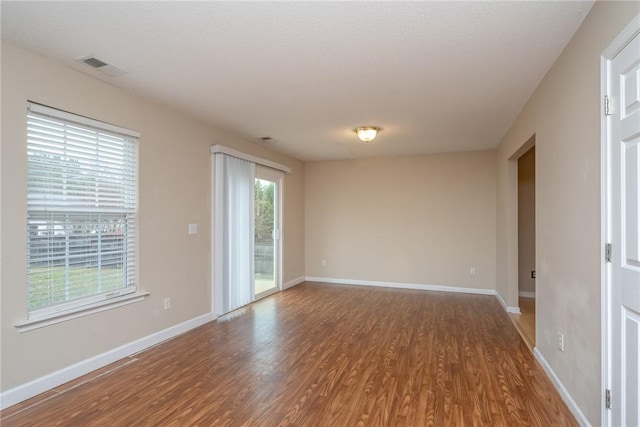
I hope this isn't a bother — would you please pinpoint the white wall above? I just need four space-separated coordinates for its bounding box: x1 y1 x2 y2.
0 41 305 393
305 151 497 291
495 2 639 424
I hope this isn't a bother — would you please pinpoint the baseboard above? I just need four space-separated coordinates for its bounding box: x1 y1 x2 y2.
534 348 591 427
518 291 536 298
496 292 521 314
283 276 305 290
305 276 496 296
0 312 216 410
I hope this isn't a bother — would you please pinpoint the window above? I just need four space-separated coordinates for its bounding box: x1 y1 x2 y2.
26 103 139 320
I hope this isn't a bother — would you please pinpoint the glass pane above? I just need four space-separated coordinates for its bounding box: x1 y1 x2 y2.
255 178 276 294
27 211 133 310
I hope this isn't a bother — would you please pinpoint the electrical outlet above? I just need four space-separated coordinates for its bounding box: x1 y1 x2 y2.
164 297 171 310
558 332 564 352
531 270 536 279
470 267 476 275
321 259 327 267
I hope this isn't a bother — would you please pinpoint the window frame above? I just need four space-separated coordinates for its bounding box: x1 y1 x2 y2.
22 102 143 327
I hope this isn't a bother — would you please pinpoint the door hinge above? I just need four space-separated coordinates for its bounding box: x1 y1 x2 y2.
605 389 611 409
605 243 612 263
605 95 611 116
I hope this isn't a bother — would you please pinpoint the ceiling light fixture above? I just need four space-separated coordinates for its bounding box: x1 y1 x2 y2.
354 126 382 142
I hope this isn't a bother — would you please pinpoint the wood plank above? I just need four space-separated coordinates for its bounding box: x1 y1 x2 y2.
1 283 575 426
510 297 536 350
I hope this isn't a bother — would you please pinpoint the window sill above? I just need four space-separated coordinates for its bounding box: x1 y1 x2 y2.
15 292 150 333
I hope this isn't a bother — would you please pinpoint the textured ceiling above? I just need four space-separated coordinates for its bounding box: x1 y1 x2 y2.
1 1 594 161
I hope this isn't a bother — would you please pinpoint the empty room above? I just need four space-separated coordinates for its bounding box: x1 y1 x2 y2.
1 1 639 426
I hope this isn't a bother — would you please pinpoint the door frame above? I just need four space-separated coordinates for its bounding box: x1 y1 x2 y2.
210 145 291 316
600 14 640 427
506 134 536 315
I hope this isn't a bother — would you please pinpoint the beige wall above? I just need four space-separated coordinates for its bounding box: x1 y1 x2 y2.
518 146 536 294
305 151 496 290
0 42 305 392
495 1 639 424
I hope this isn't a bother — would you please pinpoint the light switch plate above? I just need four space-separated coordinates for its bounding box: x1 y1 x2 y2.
188 223 198 235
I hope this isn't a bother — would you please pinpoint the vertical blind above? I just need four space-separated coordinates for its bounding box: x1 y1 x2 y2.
214 154 255 315
26 103 138 318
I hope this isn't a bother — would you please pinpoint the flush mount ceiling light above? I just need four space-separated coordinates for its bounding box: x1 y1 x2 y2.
354 126 382 142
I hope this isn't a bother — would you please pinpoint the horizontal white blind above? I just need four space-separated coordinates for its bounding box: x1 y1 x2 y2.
29 102 141 138
26 104 138 318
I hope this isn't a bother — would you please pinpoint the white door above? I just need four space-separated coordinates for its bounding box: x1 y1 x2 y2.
607 30 640 427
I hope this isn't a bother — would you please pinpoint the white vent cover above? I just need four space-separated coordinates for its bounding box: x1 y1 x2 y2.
77 55 126 77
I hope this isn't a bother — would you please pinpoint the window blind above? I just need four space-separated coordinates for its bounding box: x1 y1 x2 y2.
26 103 138 319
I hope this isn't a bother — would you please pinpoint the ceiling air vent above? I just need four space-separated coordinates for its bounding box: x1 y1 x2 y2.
77 55 126 77
81 57 108 68
259 137 279 144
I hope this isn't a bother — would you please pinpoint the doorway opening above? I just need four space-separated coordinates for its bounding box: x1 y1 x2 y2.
515 145 536 349
254 170 280 298
505 134 536 350
211 146 287 317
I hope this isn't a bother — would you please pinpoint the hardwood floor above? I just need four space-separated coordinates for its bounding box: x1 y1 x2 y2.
509 297 536 351
1 283 576 426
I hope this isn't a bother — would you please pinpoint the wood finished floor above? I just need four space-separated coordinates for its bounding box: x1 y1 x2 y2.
509 297 536 351
1 283 576 426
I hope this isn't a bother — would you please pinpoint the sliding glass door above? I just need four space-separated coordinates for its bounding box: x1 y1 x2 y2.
212 151 284 316
254 166 281 298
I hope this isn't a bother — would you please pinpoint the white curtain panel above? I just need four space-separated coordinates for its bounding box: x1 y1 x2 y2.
219 155 255 314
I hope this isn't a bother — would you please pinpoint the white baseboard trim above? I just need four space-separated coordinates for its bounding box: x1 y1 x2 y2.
496 292 521 314
0 312 216 410
534 348 591 427
305 276 496 296
283 276 305 290
518 291 536 299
